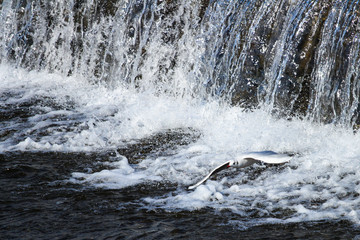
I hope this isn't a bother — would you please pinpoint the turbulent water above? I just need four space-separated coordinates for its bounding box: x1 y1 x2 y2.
2 0 360 239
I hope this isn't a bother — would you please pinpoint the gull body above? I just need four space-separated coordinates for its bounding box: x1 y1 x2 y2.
230 151 292 167
188 151 292 190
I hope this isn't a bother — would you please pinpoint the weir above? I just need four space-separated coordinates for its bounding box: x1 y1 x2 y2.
1 0 360 127
3 1 360 234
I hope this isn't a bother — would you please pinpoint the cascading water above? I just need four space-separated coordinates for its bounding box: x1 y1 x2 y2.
2 0 360 239
2 0 360 125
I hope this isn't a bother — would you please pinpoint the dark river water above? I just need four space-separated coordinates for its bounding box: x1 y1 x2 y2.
2 150 360 239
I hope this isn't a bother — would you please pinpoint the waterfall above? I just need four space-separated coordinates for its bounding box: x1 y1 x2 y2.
1 0 360 127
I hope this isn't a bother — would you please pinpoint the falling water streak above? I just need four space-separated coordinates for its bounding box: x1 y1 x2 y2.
335 0 360 126
1 0 360 127
342 30 360 126
308 0 360 126
263 0 315 111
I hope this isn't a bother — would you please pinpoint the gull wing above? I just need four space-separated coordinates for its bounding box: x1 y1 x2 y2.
242 151 292 164
188 161 231 190
188 151 292 190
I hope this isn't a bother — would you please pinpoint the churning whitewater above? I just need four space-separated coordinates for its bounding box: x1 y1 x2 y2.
2 63 360 227
1 0 360 232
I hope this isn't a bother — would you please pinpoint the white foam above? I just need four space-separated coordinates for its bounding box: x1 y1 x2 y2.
70 154 162 189
144 182 224 210
2 64 360 226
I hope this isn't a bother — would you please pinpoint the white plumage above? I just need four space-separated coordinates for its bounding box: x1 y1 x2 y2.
188 151 292 190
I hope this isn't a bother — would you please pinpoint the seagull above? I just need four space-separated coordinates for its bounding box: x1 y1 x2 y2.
188 151 292 190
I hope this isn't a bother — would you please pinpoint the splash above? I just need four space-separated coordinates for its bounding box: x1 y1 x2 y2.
1 0 360 125
2 0 360 228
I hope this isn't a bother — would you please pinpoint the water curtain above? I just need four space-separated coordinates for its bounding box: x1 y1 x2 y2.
1 0 360 127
